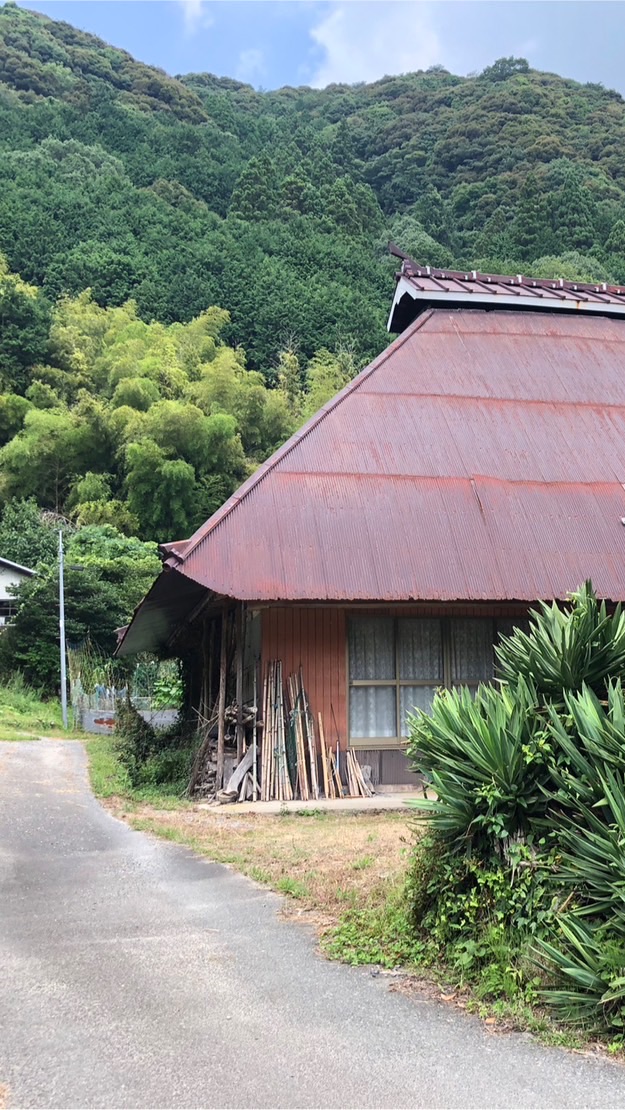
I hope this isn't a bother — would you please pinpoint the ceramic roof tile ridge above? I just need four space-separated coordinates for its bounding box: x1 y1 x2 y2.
171 309 436 569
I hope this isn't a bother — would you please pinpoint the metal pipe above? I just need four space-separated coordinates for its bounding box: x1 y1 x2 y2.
59 530 68 730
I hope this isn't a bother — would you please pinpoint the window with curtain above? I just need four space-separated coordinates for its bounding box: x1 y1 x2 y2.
348 616 526 745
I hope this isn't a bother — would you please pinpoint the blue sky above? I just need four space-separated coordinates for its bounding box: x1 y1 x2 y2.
13 1 625 94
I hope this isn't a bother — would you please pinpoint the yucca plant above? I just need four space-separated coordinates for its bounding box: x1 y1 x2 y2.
538 916 625 1030
407 677 551 854
552 765 625 922
548 682 625 810
496 582 625 701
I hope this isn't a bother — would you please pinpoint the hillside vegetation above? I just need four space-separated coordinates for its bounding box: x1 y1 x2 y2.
2 4 625 373
2 4 625 687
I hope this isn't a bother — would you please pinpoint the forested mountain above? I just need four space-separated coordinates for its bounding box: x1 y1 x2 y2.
3 2 625 375
2 3 625 641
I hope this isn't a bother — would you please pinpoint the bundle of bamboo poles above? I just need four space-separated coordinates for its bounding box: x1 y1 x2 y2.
285 668 319 801
259 661 375 802
345 749 375 798
317 711 342 799
261 660 292 802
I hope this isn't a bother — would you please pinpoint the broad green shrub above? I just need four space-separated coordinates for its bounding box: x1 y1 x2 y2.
407 581 625 1033
114 698 193 789
548 682 625 810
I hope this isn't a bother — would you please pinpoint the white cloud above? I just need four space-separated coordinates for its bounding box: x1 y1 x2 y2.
177 0 214 36
309 1 441 88
236 48 266 84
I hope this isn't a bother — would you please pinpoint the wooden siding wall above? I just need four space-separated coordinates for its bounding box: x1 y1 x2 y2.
260 602 529 761
261 607 348 749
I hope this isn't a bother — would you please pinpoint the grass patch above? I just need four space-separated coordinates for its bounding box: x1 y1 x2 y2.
85 734 188 808
0 676 92 741
87 733 132 796
0 727 41 742
323 881 423 967
0 675 62 734
276 877 309 899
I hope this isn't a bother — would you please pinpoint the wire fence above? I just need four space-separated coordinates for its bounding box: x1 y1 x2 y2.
67 639 182 729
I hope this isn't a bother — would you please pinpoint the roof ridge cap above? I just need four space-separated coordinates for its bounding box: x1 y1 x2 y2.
176 310 435 564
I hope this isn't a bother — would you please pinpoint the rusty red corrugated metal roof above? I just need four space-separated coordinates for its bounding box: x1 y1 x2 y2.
388 256 625 332
147 308 625 605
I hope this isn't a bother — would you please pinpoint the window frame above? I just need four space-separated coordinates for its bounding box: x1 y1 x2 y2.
347 616 513 748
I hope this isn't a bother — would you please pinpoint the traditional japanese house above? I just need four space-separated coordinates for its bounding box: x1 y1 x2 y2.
117 255 625 788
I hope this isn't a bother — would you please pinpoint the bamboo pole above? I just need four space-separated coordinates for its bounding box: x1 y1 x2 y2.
301 668 319 800
235 602 245 762
318 712 330 799
215 602 228 793
297 683 309 801
252 663 259 802
333 749 345 797
281 672 293 801
261 666 270 801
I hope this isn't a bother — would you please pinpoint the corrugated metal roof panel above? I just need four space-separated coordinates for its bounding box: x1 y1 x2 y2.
124 307 625 622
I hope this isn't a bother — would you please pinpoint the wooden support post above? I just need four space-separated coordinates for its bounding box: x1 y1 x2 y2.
208 618 216 714
201 617 210 721
216 602 228 793
235 601 245 762
252 662 259 802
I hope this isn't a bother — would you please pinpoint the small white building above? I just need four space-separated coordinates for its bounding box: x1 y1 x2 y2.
0 557 35 626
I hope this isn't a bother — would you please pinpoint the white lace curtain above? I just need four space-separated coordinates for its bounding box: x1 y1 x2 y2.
348 617 497 741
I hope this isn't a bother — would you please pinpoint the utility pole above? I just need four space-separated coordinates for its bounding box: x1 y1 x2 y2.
59 529 68 729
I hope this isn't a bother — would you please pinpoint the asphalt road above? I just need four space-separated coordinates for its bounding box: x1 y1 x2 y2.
1 740 625 1110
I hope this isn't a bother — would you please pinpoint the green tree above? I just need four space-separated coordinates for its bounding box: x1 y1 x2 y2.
0 254 50 393
73 499 140 535
0 565 121 691
124 439 199 539
302 347 357 420
229 152 280 220
0 394 31 447
66 524 160 614
0 498 68 568
0 407 96 510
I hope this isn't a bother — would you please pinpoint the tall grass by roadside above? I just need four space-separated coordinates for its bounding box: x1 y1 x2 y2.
0 674 62 737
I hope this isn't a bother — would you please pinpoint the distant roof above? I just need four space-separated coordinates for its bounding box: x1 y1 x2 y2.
117 304 625 655
0 556 35 576
388 250 625 333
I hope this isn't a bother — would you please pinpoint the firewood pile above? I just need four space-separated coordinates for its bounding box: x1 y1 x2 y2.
187 703 254 797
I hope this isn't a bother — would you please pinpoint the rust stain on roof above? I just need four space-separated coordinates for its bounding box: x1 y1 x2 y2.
153 308 625 605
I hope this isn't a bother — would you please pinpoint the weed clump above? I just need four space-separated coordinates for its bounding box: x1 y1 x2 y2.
114 698 196 791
